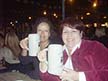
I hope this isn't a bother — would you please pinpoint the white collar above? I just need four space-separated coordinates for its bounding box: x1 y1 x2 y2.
63 40 81 55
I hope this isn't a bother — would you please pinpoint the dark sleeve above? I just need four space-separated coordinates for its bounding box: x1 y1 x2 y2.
19 56 37 74
19 55 34 64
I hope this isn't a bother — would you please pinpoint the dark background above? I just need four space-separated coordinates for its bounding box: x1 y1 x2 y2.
1 0 108 26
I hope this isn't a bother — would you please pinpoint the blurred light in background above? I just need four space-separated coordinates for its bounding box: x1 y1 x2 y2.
43 11 47 15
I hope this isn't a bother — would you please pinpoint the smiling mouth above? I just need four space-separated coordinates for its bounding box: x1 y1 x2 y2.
67 38 74 41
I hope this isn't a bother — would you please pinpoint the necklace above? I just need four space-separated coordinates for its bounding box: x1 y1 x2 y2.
40 41 49 50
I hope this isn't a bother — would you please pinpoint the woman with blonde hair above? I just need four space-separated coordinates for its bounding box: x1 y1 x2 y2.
3 30 21 71
5 31 21 57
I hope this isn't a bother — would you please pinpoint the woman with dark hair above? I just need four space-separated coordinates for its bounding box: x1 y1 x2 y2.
38 17 108 81
19 17 61 81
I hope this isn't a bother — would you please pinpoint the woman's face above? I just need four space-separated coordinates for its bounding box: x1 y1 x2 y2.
62 26 82 49
37 22 50 43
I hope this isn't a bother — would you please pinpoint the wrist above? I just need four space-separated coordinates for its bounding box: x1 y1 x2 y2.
21 49 28 56
39 61 48 73
40 61 48 64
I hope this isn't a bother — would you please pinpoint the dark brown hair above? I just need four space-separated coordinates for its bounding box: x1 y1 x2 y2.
60 17 85 35
32 17 54 33
32 17 57 40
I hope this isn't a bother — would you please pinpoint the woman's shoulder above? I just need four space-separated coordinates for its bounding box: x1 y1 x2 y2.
2 46 13 56
0 47 11 53
82 39 103 46
82 39 107 50
3 46 12 52
3 46 10 50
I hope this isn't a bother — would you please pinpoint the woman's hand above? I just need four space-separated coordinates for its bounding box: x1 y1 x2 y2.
39 62 48 73
20 37 28 56
20 37 29 50
59 68 79 81
37 49 48 73
37 49 47 62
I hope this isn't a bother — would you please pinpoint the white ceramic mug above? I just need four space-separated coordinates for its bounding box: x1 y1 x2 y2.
48 44 63 75
28 34 40 56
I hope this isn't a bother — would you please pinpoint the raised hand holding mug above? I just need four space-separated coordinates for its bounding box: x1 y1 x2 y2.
47 44 63 75
28 33 40 56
